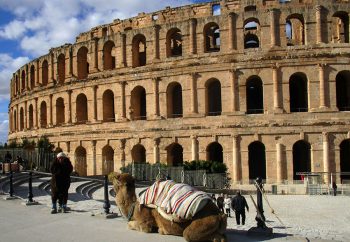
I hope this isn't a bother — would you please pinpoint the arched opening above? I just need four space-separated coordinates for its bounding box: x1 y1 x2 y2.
102 145 114 175
21 70 25 91
206 142 223 163
289 73 308 112
248 141 266 180
76 93 88 123
74 146 87 176
206 79 222 116
42 60 48 86
132 34 146 67
28 104 33 129
103 41 116 70
77 46 89 80
130 86 146 120
166 82 183 118
336 71 350 111
103 89 115 122
13 110 17 131
40 101 47 128
246 76 263 114
167 143 183 166
30 65 35 89
56 97 65 125
57 54 65 84
244 19 260 49
166 28 182 57
286 14 305 46
293 140 311 180
340 139 350 181
19 107 24 131
131 144 146 163
332 12 349 43
204 22 220 52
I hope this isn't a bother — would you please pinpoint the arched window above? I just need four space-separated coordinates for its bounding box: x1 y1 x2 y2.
166 82 183 118
103 90 115 122
57 54 65 84
28 104 33 129
289 73 308 112
42 60 48 86
293 140 311 180
167 143 183 166
13 110 17 131
30 65 35 89
75 146 87 176
246 76 263 114
21 70 25 91
206 142 223 163
132 34 146 67
332 12 349 43
103 41 116 70
166 28 182 57
77 47 89 80
244 19 260 49
130 86 146 120
286 14 305 46
102 145 114 175
56 97 65 125
340 139 350 181
204 22 220 52
19 107 24 131
248 141 266 180
131 144 146 163
336 71 350 111
76 93 88 123
206 79 222 116
40 101 47 128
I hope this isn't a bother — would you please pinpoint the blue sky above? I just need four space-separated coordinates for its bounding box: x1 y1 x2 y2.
0 0 212 144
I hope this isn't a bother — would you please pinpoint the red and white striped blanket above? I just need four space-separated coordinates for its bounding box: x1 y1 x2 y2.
139 180 211 221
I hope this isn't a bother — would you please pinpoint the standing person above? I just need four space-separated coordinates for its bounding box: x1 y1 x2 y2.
5 151 12 163
216 193 224 213
231 191 249 225
211 193 217 204
224 194 231 217
50 152 73 214
332 182 337 196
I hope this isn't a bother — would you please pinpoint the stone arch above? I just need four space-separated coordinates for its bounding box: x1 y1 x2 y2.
205 79 222 116
21 70 25 91
248 141 266 180
340 139 350 181
42 60 48 86
57 54 65 84
336 70 350 111
130 86 146 120
19 107 24 131
74 146 87 176
206 142 223 163
332 12 349 44
286 14 305 46
30 65 35 89
102 145 114 175
166 28 182 57
77 46 89 80
289 72 308 112
56 97 65 125
28 104 34 129
244 18 260 49
246 76 263 114
40 101 47 128
76 93 88 123
166 82 183 118
132 34 146 67
103 89 115 122
131 144 146 163
203 22 220 52
103 41 116 70
292 140 311 180
166 143 183 166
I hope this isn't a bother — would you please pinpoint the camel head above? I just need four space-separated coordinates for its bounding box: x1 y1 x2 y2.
109 172 137 209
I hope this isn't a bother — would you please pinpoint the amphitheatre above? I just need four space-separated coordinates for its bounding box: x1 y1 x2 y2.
7 0 350 185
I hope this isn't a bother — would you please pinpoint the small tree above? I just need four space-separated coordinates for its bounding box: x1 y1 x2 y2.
37 136 54 152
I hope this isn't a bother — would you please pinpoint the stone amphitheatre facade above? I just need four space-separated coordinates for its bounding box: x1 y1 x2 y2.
7 0 350 184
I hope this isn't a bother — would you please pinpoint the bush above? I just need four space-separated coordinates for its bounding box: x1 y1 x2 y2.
184 160 227 173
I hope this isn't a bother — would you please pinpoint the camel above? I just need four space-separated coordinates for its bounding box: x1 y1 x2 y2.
110 172 227 242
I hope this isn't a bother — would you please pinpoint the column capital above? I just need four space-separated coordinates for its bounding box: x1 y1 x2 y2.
153 137 160 145
317 63 327 69
91 140 97 146
322 132 329 140
153 24 160 30
272 63 280 70
315 5 323 12
152 77 161 82
66 89 73 94
119 138 126 149
191 134 197 140
189 72 198 78
231 134 239 139
189 18 197 24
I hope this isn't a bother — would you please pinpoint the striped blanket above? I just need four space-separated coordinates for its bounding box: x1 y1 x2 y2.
139 180 211 221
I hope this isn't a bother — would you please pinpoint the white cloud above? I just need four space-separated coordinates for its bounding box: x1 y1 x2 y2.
0 20 27 39
0 117 9 144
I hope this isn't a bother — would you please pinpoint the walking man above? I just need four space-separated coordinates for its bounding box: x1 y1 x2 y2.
231 191 249 225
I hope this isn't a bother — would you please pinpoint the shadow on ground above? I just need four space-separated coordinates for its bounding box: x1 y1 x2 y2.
226 228 293 242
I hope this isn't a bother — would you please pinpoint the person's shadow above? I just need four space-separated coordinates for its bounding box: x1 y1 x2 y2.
225 228 293 241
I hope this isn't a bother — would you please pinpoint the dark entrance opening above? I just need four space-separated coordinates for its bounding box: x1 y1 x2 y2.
206 142 223 163
246 77 263 114
336 71 350 111
293 140 311 180
290 73 308 112
340 139 350 181
248 141 266 180
132 144 146 163
167 143 183 166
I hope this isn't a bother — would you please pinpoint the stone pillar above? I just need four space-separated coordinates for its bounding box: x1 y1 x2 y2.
91 140 97 175
276 142 283 184
318 64 327 108
153 77 160 118
119 33 127 67
190 73 198 114
153 25 160 61
36 60 40 85
323 132 329 184
232 134 240 183
16 104 19 131
315 5 323 44
191 135 198 161
119 81 126 120
119 139 126 168
25 65 29 91
50 52 55 83
34 98 38 129
93 85 98 122
10 107 13 132
24 101 27 130
67 90 72 124
273 65 282 111
68 46 73 77
189 18 197 55
49 94 53 126
92 38 99 72
153 138 160 164
228 13 236 51
230 69 238 112
270 9 277 47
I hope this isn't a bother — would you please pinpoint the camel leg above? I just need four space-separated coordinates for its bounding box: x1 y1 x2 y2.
128 220 153 233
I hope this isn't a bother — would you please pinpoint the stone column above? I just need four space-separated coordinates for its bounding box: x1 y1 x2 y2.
318 64 327 108
91 140 97 175
153 138 160 164
315 5 323 44
273 65 282 111
190 73 198 114
230 69 238 112
232 135 240 183
25 65 29 91
153 77 160 118
189 18 197 55
276 142 283 184
36 60 40 85
10 107 13 132
68 46 73 77
92 38 99 72
16 104 19 131
323 132 329 184
24 101 27 130
93 85 98 122
119 139 126 168
67 90 72 124
50 52 55 83
270 9 277 47
191 135 198 161
228 13 236 51
49 94 53 126
153 25 160 61
34 98 38 129
119 33 127 67
119 81 126 120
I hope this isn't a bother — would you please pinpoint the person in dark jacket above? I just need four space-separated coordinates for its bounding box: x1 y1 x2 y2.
50 152 73 214
216 193 224 213
231 191 249 225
